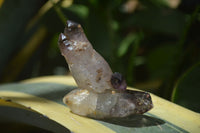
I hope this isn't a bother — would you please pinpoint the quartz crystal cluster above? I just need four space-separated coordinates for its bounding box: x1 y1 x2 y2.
58 20 153 119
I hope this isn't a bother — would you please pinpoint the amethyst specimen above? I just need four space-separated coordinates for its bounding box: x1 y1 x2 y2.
58 20 153 119
58 20 113 93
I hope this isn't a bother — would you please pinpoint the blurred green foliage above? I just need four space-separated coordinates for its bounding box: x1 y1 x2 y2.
0 0 200 112
172 63 200 112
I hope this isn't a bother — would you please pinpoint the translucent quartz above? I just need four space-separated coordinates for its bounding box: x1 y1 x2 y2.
63 89 153 119
58 21 113 93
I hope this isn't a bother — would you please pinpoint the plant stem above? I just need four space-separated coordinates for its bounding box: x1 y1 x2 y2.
127 31 143 85
50 0 67 25
177 5 200 48
161 5 200 99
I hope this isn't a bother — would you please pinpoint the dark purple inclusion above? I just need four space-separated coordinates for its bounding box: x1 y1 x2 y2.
111 72 127 91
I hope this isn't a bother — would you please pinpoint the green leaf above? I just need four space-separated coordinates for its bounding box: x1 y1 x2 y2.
172 63 200 112
0 104 70 133
122 7 186 36
147 44 178 80
66 4 89 20
0 76 199 133
0 0 46 76
117 33 138 57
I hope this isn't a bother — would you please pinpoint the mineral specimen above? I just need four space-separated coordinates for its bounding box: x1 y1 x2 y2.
58 20 153 119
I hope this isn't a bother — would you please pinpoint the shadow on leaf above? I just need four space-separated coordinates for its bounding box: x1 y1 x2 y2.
97 114 165 127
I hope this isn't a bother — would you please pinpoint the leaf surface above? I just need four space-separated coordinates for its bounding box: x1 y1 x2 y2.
0 76 199 133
